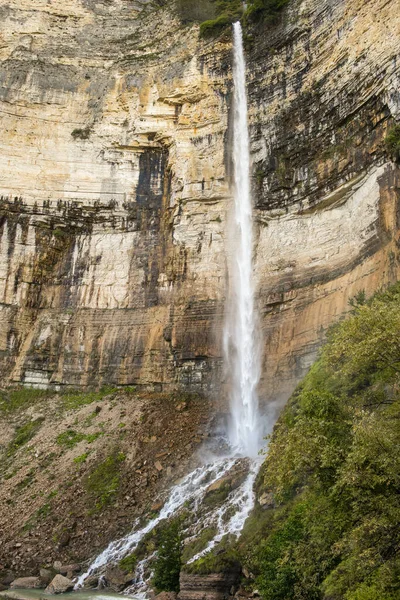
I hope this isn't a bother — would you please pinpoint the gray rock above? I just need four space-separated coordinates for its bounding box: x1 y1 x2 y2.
83 575 99 589
53 561 62 572
45 574 74 594
10 577 42 589
0 571 15 586
59 564 81 576
39 568 53 585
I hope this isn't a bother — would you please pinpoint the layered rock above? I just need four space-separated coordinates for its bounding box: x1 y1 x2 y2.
0 0 399 409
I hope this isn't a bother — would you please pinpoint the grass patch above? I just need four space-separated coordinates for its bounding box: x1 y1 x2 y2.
57 429 104 449
61 386 118 410
0 387 52 414
7 419 44 456
74 452 89 464
182 527 218 563
183 536 240 575
85 451 126 511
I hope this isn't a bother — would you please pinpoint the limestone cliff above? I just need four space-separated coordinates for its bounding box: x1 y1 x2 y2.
0 0 399 409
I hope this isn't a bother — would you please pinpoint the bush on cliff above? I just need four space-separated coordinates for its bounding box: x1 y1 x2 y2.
247 283 400 600
245 0 290 23
199 0 242 38
385 124 400 163
152 518 183 593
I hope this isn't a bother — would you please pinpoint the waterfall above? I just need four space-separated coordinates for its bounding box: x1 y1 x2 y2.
224 21 261 458
76 22 263 593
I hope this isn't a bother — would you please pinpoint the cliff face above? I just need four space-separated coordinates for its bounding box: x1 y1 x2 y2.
0 0 399 407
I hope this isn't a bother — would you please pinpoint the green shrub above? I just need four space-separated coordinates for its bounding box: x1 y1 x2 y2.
182 527 218 563
119 553 138 574
152 518 183 593
74 452 89 464
199 0 242 38
71 127 91 140
85 451 126 511
56 430 86 449
250 283 400 600
385 124 400 162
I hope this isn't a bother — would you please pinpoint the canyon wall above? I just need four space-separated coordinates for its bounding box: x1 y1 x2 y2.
0 0 399 409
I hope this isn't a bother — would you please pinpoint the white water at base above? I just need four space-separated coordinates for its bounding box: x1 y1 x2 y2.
76 459 236 588
223 21 262 458
76 22 263 595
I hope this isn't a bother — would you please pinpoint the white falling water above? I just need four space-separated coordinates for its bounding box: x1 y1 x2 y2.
76 22 263 594
224 21 261 458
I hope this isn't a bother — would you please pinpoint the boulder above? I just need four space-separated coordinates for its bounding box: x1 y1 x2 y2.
83 575 99 589
104 566 133 592
59 564 81 576
10 577 42 589
0 571 15 586
258 492 275 509
39 568 53 585
53 561 62 572
45 574 74 594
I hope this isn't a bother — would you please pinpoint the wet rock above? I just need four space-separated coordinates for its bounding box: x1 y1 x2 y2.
151 501 164 512
59 564 81 576
104 566 133 592
155 593 178 600
45 574 74 594
10 577 42 589
83 575 99 589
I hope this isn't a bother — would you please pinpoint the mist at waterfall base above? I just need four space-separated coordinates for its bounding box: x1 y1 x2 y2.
75 22 270 596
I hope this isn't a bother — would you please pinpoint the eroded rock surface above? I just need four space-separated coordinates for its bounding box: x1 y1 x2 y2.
0 0 399 410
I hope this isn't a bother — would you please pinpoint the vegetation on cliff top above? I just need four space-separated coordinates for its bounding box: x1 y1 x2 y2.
243 283 400 600
177 0 290 38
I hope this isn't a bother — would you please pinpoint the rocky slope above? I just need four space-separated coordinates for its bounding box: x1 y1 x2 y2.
0 0 399 412
0 387 210 575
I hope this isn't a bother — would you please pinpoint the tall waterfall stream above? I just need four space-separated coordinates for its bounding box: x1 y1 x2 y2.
76 23 265 596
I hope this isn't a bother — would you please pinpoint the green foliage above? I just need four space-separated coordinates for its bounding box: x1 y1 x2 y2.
85 451 125 511
73 452 89 464
56 429 103 449
56 430 86 448
61 386 118 410
0 387 52 414
385 124 400 162
199 0 242 38
184 535 241 575
7 419 44 456
251 283 400 600
152 518 183 593
182 526 218 563
245 0 290 23
71 127 91 140
119 553 138 574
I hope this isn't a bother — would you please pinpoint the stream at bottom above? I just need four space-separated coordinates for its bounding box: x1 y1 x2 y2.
73 454 262 596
